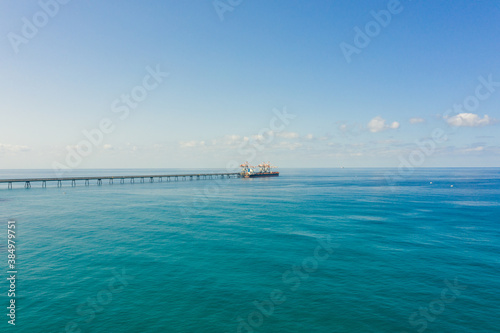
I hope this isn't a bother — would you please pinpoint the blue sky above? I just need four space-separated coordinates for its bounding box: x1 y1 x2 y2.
1 0 499 169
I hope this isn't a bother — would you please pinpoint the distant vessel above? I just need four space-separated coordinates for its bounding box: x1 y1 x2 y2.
240 162 279 178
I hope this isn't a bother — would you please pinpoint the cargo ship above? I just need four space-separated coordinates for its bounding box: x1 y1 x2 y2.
240 162 279 178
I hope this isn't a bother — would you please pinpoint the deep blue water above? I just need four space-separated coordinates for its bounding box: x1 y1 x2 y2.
0 168 499 332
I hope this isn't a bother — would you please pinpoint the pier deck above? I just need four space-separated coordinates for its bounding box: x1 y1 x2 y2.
0 173 241 189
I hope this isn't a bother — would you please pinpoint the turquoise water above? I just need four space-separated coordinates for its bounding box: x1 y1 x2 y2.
1 168 499 333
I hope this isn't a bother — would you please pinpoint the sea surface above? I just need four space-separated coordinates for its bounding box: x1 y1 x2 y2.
0 168 499 333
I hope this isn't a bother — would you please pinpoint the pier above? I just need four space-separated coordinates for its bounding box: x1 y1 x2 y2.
0 173 241 189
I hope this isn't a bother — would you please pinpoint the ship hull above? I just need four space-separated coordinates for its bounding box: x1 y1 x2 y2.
245 172 279 178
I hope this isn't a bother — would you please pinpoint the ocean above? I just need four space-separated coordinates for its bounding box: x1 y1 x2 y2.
1 168 499 333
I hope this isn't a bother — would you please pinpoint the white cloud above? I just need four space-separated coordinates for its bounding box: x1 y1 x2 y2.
179 140 205 148
389 122 400 129
103 144 113 150
367 116 400 133
304 134 314 140
277 142 302 150
213 135 242 146
251 134 264 141
0 143 30 153
225 134 241 142
409 117 425 124
445 113 494 127
124 142 138 152
250 130 274 143
276 131 299 139
465 146 484 152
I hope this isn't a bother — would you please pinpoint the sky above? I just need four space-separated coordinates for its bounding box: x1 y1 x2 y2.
1 0 499 169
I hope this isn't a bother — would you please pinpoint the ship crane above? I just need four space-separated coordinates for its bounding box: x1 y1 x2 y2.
240 162 255 177
240 161 279 178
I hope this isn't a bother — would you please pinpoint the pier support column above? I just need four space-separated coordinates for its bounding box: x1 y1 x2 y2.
130 178 135 184
8 182 12 189
159 177 162 182
97 179 102 186
72 180 76 187
109 179 113 185
85 180 89 186
150 177 154 183
42 181 46 188
25 181 31 189
140 178 144 183
120 178 124 184
57 180 62 187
